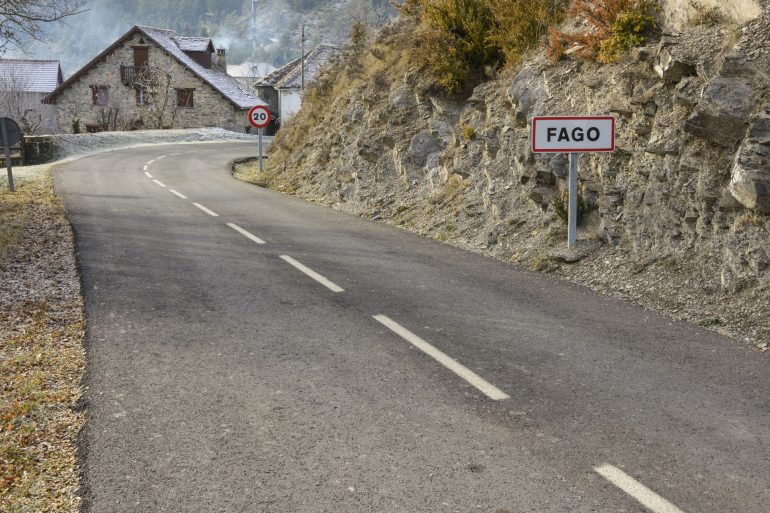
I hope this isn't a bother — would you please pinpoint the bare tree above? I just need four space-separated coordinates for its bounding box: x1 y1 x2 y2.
0 67 55 134
134 66 179 129
0 0 87 52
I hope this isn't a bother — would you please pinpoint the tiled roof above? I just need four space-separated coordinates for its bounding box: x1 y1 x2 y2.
0 59 62 93
173 36 212 52
138 26 261 110
257 44 341 90
256 55 302 87
44 26 264 110
227 62 276 80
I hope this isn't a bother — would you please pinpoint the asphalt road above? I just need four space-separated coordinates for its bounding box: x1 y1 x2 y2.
56 142 770 513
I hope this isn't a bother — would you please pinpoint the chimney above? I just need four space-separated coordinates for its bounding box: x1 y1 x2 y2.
216 48 227 72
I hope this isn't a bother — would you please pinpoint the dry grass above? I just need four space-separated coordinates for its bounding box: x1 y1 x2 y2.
0 170 85 512
0 182 33 260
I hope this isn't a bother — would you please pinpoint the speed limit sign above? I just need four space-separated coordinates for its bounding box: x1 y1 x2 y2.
248 105 271 129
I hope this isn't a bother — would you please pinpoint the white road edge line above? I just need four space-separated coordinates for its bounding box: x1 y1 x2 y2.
169 189 187 199
227 222 265 244
594 464 686 513
372 315 510 401
279 255 344 293
144 171 152 178
153 179 166 187
192 202 219 217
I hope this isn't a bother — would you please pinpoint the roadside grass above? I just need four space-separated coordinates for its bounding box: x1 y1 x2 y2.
0 169 85 512
0 180 35 260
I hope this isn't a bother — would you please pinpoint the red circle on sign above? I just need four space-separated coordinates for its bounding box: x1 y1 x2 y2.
248 105 271 129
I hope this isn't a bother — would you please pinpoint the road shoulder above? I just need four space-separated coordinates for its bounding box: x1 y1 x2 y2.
0 165 85 511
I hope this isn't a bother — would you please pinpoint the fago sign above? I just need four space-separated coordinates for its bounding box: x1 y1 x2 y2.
532 116 615 153
530 115 616 248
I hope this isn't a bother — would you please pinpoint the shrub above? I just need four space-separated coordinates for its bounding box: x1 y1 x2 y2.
71 118 80 134
688 0 722 26
598 10 657 62
408 0 565 93
350 19 368 48
553 188 591 226
461 123 476 140
415 0 501 94
487 0 566 66
550 0 657 63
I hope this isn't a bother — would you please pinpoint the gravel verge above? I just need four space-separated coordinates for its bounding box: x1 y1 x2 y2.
0 167 85 512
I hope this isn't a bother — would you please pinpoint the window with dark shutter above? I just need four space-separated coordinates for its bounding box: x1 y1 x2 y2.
133 47 149 67
176 88 194 108
91 85 108 106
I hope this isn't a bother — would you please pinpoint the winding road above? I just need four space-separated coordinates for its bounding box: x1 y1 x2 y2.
55 141 770 513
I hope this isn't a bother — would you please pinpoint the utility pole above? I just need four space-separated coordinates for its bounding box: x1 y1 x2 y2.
301 20 305 93
251 0 257 49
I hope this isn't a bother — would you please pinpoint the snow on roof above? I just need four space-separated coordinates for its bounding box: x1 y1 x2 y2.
227 62 276 80
256 44 341 90
138 26 262 110
256 55 302 88
173 36 213 52
44 26 264 110
0 59 62 93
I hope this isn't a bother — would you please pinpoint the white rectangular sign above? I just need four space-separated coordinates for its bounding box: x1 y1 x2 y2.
532 116 615 153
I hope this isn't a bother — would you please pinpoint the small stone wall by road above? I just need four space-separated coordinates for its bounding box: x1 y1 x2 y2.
18 128 259 165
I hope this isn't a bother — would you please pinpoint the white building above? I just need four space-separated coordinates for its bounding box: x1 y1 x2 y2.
0 59 63 134
227 61 276 90
255 44 340 132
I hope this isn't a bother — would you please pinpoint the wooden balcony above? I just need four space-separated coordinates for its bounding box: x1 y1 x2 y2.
120 65 148 85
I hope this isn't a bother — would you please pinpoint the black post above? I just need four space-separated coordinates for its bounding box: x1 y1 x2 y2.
1 118 15 192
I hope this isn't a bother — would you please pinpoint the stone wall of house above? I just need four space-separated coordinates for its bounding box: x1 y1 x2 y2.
53 33 250 133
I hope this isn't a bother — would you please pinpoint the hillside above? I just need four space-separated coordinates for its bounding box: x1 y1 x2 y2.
239 0 770 350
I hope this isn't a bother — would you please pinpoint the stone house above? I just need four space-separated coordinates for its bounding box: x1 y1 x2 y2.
0 59 62 134
255 44 340 132
44 26 266 133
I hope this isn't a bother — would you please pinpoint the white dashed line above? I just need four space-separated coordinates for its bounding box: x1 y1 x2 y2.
594 464 686 513
143 165 148 171
153 179 166 187
192 202 219 217
147 159 155 165
279 255 344 293
144 171 152 178
168 152 181 156
169 189 187 199
227 223 265 244
156 155 167 160
372 314 510 401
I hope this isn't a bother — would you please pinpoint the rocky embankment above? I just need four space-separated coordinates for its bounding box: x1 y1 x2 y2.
243 7 770 350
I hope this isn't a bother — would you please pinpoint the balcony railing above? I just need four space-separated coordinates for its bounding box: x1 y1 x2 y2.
120 65 148 85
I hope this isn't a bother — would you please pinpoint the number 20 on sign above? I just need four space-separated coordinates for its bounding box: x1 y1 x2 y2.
531 116 615 248
249 105 271 173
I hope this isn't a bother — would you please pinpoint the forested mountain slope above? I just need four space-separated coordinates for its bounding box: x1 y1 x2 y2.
11 0 392 74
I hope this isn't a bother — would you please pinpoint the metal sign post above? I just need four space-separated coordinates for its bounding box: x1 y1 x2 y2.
568 153 578 247
0 117 22 192
531 116 616 248
258 127 263 174
248 105 271 173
